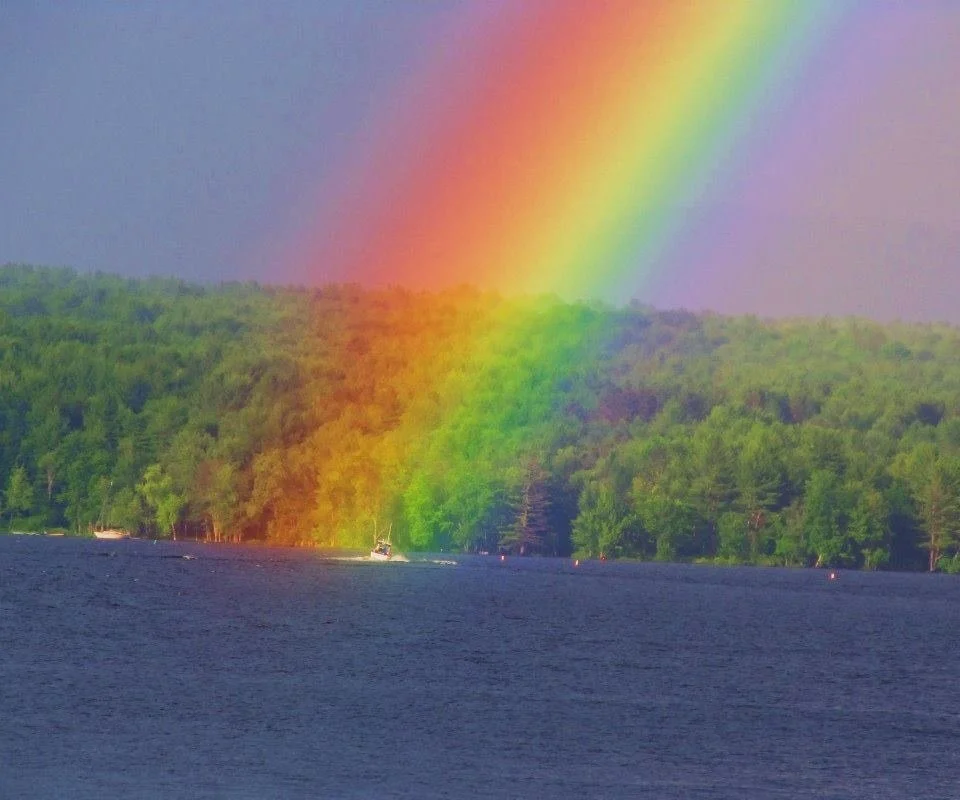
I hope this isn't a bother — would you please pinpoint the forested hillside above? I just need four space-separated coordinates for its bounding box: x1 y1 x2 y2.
3 264 960 571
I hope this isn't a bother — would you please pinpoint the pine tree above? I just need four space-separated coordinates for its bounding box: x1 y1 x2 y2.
500 460 552 555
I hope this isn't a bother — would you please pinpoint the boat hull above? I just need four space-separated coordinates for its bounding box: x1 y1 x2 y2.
94 530 129 540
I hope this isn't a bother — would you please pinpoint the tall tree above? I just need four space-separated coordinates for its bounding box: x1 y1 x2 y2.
893 445 960 571
804 468 849 567
572 482 632 558
500 460 552 555
4 465 33 525
138 464 185 539
915 460 960 571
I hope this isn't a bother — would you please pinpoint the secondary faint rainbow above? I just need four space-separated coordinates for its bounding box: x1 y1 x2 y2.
294 0 850 303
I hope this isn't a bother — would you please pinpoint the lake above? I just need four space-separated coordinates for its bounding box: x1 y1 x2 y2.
2 536 959 799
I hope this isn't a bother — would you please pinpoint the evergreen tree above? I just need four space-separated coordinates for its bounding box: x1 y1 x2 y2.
500 460 552 555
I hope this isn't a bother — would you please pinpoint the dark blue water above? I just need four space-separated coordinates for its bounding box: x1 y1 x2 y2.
2 536 959 799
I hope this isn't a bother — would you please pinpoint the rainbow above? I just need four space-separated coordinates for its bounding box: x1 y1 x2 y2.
296 0 850 304
281 1 857 547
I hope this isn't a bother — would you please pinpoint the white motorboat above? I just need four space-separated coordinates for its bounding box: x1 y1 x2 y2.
93 529 129 540
370 539 393 560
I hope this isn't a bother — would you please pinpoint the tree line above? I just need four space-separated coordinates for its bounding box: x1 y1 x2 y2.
2 264 960 571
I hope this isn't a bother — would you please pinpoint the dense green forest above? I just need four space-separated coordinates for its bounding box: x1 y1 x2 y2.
3 264 960 572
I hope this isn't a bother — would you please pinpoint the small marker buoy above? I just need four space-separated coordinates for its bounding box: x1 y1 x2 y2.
828 571 837 580
500 554 506 562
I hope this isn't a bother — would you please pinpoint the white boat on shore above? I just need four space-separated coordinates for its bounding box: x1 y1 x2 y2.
93 529 129 540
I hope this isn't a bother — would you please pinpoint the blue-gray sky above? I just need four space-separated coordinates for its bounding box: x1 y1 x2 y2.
2 2 959 323
1 2 463 281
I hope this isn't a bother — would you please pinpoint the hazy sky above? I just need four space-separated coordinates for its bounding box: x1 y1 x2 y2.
2 2 959 323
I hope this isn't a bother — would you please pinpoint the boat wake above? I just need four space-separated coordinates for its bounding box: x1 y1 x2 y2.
323 553 454 566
